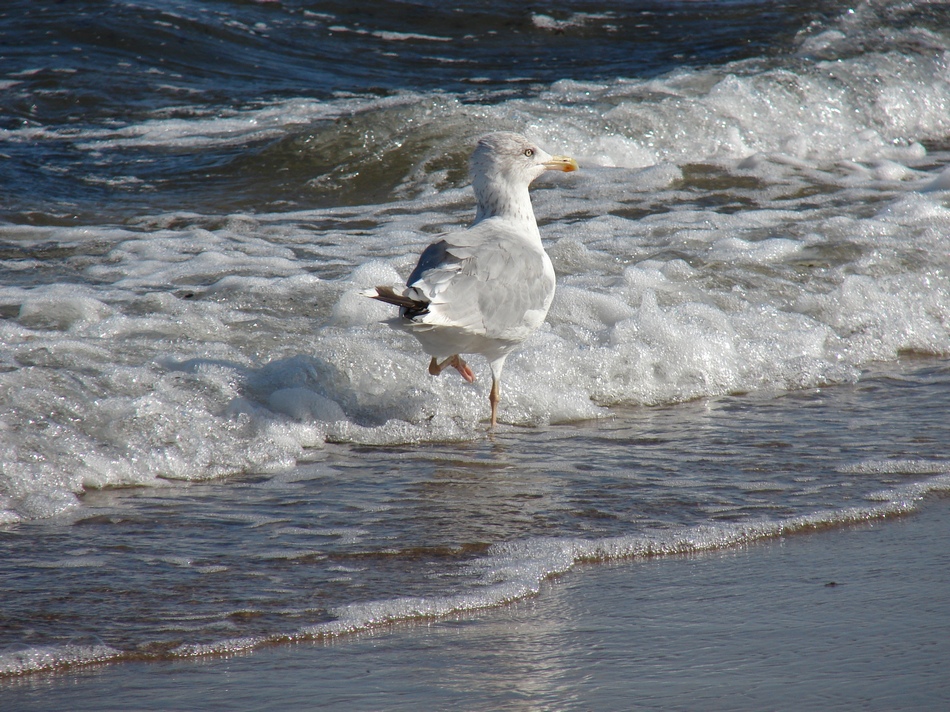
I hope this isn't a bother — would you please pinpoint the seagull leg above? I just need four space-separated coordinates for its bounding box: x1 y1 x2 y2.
428 355 476 383
485 356 508 430
489 377 500 430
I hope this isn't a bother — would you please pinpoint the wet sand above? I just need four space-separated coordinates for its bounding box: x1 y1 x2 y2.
5 498 950 711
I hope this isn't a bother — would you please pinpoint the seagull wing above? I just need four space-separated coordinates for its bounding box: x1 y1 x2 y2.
406 219 555 341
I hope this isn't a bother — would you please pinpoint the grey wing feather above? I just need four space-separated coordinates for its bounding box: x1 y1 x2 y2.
472 240 552 336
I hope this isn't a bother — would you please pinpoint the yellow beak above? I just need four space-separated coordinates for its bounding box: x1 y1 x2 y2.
544 155 579 172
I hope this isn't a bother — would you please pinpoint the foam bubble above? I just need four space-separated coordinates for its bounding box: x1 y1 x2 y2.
17 291 114 331
2 489 79 522
922 165 950 192
707 237 803 264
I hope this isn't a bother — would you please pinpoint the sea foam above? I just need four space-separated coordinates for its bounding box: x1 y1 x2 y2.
2 15 949 520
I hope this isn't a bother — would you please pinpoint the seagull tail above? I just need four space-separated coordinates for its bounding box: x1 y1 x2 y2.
363 286 429 313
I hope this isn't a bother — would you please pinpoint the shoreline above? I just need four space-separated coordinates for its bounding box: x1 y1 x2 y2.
5 496 949 710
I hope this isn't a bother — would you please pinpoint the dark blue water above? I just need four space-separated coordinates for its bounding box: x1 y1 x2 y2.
1 0 844 222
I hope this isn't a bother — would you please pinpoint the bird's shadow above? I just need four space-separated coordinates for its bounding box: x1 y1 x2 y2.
161 353 390 428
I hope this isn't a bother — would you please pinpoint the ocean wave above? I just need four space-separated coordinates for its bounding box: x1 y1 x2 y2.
3 1 948 217
2 0 950 516
2 142 950 519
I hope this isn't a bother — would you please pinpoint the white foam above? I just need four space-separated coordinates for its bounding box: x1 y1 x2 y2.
17 290 115 331
371 30 451 43
839 459 950 476
3 157 950 519
3 15 950 518
268 388 346 422
531 12 612 32
0 643 122 677
707 237 803 264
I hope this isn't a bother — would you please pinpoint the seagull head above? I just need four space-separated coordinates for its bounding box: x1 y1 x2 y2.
471 132 577 186
470 132 577 223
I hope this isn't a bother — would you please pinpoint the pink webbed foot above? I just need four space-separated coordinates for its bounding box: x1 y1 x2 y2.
428 355 476 383
450 355 476 383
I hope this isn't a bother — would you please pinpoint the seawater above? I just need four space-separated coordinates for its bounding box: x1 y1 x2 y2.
1 0 950 676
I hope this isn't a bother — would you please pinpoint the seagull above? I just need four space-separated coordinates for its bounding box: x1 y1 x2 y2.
365 132 577 429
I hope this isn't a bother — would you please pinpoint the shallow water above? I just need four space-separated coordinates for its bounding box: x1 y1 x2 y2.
5 491 950 711
2 0 950 677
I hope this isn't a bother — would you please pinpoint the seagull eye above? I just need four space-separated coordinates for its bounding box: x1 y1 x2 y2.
524 148 534 157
